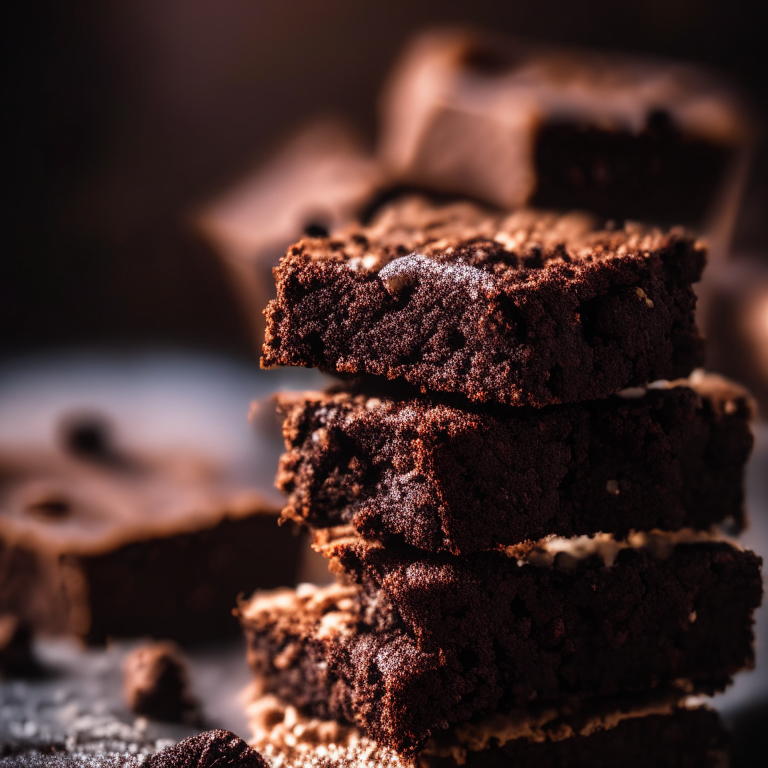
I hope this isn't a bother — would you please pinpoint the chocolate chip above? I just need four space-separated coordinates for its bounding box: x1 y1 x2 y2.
303 221 330 238
58 411 113 461
25 493 70 519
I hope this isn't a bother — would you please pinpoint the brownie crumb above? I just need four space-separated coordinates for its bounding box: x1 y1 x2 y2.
123 642 198 723
147 730 268 768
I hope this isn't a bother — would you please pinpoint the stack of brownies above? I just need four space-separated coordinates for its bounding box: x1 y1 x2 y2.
236 32 763 768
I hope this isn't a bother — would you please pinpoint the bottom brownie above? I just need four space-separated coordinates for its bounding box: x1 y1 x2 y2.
239 533 762 755
247 690 730 768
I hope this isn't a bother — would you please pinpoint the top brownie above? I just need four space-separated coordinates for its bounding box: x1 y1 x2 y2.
262 196 705 407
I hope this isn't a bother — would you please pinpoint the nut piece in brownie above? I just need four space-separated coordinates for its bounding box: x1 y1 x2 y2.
380 29 752 238
263 196 705 407
275 372 753 554
239 532 762 755
0 414 302 645
247 690 730 768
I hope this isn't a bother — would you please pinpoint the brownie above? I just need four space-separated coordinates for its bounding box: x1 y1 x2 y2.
147 730 268 768
380 29 752 239
262 196 705 407
123 642 198 723
705 260 768 417
240 533 762 755
199 119 383 347
0 419 303 644
248 690 729 768
275 372 753 553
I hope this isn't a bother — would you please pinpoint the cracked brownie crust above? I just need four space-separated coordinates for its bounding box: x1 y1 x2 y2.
239 535 762 755
262 196 705 407
275 373 753 554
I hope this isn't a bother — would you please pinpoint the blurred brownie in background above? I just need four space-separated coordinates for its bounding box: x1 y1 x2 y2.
379 29 753 254
0 615 37 678
705 258 768 416
0 412 302 645
198 119 384 347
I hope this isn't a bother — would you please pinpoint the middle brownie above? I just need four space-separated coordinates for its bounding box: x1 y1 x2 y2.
275 373 753 554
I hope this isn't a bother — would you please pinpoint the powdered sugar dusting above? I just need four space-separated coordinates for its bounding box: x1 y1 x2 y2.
378 254 495 300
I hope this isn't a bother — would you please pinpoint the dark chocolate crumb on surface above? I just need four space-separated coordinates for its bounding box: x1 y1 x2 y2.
263 196 705 407
123 643 199 724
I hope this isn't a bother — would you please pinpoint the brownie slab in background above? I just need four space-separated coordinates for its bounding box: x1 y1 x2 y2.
263 196 705 407
275 372 753 554
705 259 768 416
240 532 762 754
380 29 752 246
0 416 302 645
198 119 383 347
248 690 730 768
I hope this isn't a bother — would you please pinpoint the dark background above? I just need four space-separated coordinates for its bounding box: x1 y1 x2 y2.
1 4 766 763
4 0 768 357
